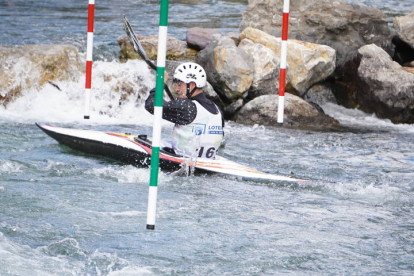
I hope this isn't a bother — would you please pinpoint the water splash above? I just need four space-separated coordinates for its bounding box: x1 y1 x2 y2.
0 60 162 126
322 103 414 133
85 165 173 183
0 159 23 174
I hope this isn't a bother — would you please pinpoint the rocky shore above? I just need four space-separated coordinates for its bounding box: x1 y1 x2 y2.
0 45 83 106
1 0 413 127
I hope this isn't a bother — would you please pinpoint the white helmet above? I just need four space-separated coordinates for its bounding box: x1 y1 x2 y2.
173 62 207 88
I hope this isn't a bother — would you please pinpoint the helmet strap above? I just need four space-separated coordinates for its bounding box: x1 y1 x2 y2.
186 83 198 98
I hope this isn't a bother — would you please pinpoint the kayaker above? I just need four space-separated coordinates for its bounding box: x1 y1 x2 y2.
145 62 224 159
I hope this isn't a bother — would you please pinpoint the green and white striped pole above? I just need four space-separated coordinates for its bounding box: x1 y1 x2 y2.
147 0 169 230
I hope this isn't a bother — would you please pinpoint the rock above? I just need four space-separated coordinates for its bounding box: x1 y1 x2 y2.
186 27 222 51
117 34 197 61
238 38 280 99
392 35 414 66
304 84 337 105
224 99 244 119
202 82 227 111
240 0 393 67
196 36 254 103
117 34 140 61
356 44 414 124
394 10 414 48
236 93 339 128
0 45 83 106
333 44 414 124
240 27 336 96
403 67 414 74
226 32 241 46
393 10 414 65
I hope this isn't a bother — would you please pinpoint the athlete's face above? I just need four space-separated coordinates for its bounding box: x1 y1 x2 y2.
173 81 196 98
174 80 187 98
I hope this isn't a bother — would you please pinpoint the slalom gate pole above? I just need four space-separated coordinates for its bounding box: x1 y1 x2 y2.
84 0 95 120
277 0 290 125
146 0 169 230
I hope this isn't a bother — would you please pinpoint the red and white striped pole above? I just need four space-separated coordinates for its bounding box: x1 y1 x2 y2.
277 0 290 125
84 0 95 120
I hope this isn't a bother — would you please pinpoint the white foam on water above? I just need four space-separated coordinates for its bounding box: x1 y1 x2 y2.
322 103 414 133
103 210 146 217
108 266 154 276
0 233 152 275
85 165 173 184
0 159 23 174
323 178 413 206
0 59 173 127
0 233 78 275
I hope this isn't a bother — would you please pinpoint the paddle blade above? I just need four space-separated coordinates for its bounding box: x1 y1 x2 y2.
122 15 156 70
122 15 175 101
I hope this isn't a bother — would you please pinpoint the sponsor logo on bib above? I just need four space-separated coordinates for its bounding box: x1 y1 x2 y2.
208 125 223 135
191 124 206 135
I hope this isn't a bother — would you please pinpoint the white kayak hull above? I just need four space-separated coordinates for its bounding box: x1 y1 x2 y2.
36 123 307 182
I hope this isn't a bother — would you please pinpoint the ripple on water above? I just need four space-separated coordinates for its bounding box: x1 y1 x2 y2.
0 233 153 275
0 159 23 174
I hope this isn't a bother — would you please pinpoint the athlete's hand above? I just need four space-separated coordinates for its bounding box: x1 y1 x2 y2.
164 72 169 84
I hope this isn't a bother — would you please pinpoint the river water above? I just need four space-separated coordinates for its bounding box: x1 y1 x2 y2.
1 0 414 275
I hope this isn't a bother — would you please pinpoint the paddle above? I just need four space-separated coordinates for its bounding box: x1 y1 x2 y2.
122 15 175 101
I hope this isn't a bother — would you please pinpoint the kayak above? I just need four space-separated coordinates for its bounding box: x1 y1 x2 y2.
36 123 307 182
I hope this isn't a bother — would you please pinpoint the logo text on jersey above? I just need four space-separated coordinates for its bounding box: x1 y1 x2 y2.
208 125 223 135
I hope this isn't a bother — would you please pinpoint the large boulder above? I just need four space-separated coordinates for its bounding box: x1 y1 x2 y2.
186 27 222 51
0 45 83 106
236 93 339 128
202 82 227 112
240 27 336 96
304 84 337 106
117 34 197 61
334 44 414 124
240 0 393 67
238 38 281 99
357 45 414 124
196 36 254 103
394 10 414 49
393 10 414 65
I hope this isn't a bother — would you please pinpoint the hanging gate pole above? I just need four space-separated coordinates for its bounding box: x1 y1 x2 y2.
277 0 290 125
146 0 169 230
84 0 95 119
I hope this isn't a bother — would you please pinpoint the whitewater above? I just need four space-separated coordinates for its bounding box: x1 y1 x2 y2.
1 0 414 275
